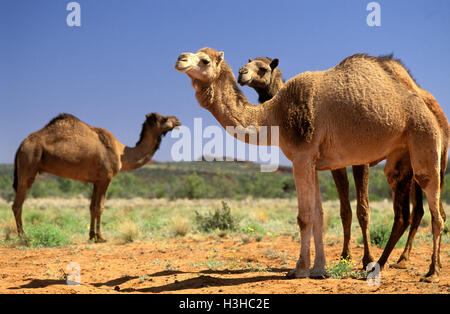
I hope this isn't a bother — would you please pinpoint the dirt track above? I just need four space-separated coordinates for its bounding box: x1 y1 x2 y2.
1 235 449 294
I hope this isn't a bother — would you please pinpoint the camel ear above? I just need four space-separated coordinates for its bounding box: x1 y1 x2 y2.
217 51 224 64
248 58 252 63
270 58 279 70
146 113 158 126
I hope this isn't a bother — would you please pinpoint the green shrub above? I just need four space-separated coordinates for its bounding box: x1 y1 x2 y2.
25 224 70 248
194 201 238 232
178 172 212 199
367 224 407 248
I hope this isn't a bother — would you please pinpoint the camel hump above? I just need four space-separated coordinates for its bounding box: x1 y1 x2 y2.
337 53 420 88
45 113 81 127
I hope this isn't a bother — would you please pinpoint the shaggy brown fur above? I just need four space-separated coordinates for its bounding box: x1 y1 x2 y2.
12 113 180 242
175 47 447 282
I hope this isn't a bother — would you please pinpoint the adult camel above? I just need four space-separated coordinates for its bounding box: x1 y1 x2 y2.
237 55 449 270
12 113 180 242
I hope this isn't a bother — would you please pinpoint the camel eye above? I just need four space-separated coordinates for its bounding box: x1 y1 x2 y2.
201 59 210 65
259 67 268 73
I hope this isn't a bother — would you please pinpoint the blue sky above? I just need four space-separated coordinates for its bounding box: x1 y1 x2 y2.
1 0 449 165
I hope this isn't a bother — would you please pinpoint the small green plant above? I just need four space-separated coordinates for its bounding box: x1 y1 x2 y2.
325 258 359 279
367 224 407 248
194 201 238 232
25 224 70 248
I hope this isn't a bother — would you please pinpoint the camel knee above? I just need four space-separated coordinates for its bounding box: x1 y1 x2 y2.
297 213 312 230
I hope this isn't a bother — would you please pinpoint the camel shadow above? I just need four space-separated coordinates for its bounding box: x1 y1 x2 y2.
115 267 290 293
120 274 287 293
8 279 67 290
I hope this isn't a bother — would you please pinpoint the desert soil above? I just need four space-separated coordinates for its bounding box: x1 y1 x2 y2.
0 235 449 294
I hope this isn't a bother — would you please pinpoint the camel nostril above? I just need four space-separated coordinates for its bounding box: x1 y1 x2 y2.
178 55 188 62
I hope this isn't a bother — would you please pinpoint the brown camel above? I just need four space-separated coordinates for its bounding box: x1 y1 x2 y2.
175 47 447 282
237 55 450 271
238 56 374 267
12 113 180 242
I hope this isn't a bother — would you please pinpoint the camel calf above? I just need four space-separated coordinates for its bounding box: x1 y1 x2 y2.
12 112 180 242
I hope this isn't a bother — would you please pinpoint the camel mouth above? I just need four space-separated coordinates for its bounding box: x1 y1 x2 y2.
175 60 192 72
237 76 252 86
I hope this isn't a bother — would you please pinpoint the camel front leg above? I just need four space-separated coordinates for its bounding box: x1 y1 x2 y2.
311 171 327 277
287 157 316 279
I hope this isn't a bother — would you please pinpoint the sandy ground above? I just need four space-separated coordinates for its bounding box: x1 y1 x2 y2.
1 235 449 294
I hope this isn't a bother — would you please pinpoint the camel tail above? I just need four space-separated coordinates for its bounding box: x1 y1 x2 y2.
12 146 20 192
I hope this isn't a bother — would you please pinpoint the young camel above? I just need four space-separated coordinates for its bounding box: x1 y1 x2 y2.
238 57 373 267
175 47 446 282
237 56 449 270
12 113 180 242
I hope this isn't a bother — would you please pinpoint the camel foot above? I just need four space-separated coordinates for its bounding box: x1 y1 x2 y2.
340 251 351 262
391 259 408 269
362 254 375 268
286 268 310 279
420 274 439 283
310 267 328 279
420 265 440 283
95 237 107 243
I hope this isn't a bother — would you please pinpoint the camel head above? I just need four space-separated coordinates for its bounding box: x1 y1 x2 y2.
175 47 225 83
142 113 181 139
238 57 279 88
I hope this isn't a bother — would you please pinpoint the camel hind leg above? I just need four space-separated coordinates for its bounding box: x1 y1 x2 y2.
331 168 352 261
391 181 424 269
352 164 374 268
408 131 443 283
377 150 413 269
89 181 110 243
12 156 39 236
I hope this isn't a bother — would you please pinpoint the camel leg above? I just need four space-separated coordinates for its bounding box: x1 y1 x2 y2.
377 153 412 270
93 181 110 243
408 137 443 283
12 183 27 236
391 181 424 269
331 168 352 261
352 164 374 268
88 183 98 241
287 156 316 279
437 199 446 268
12 166 37 236
311 171 327 277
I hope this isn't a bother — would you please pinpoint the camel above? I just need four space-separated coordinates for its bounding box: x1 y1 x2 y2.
237 55 449 270
238 57 374 267
12 112 180 242
175 47 447 282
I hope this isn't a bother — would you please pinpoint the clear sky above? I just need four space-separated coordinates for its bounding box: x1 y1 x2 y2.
1 0 449 166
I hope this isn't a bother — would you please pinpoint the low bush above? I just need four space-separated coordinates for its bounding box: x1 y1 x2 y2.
194 201 238 232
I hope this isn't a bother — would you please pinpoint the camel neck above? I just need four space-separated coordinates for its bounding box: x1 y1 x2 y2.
120 132 161 171
193 63 277 138
255 71 285 104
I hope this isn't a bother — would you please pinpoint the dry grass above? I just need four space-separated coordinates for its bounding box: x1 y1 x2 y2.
116 219 141 243
169 216 191 237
